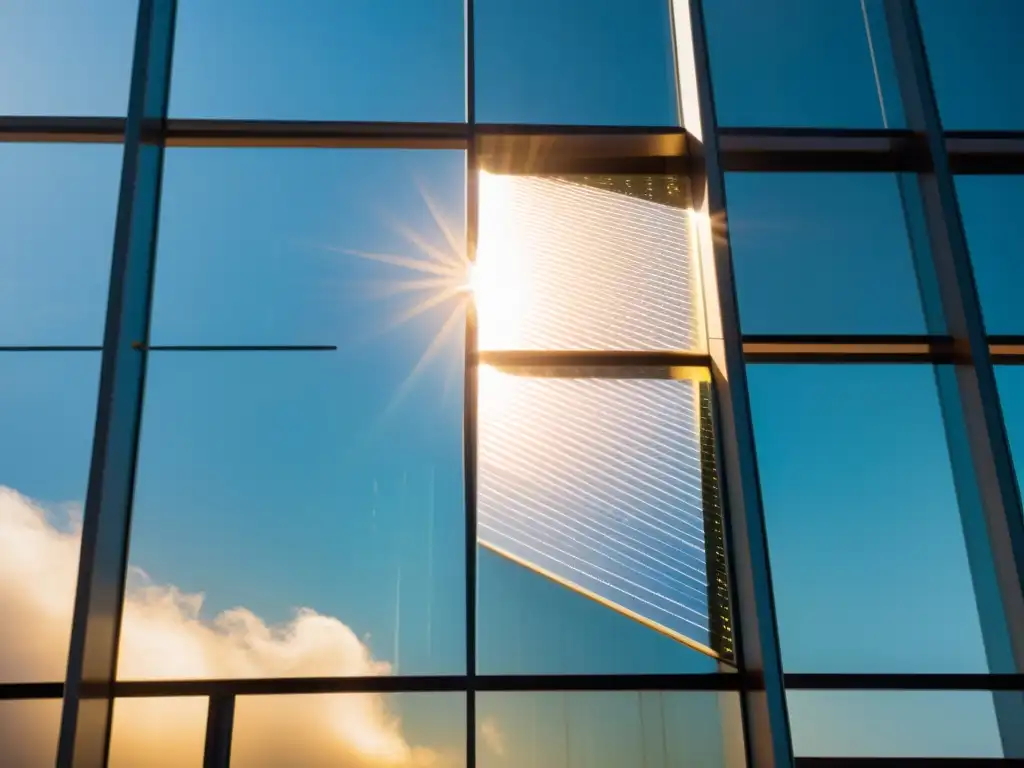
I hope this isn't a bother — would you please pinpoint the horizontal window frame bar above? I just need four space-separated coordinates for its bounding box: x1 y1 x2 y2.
477 349 710 369
796 759 1024 767
785 673 1024 691
1 118 1021 176
5 673 1024 701
718 127 927 173
742 335 955 363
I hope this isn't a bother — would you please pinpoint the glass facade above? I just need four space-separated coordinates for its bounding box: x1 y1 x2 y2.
2 1 1023 766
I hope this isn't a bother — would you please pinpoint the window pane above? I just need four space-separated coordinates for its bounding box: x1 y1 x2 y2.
475 0 677 125
476 173 702 351
0 353 99 683
788 690 1002 758
151 149 466 346
478 692 743 767
230 693 465 767
170 0 464 121
109 698 207 767
956 175 1024 335
477 369 729 673
0 700 61 767
0 0 135 116
995 367 1024 501
704 0 901 128
124 347 465 679
727 173 925 335
919 0 1024 131
748 365 988 672
0 144 120 346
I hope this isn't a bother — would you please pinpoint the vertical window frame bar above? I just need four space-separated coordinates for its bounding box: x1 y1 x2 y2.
668 0 795 766
884 0 1024 757
56 0 178 765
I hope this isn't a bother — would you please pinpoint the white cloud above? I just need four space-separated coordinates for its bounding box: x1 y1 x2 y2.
480 716 505 759
0 485 456 767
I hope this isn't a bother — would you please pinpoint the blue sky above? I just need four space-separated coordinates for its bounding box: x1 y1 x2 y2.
2 0 1024 764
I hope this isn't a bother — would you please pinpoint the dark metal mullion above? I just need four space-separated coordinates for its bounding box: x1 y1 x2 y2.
56 1 178 766
671 0 795 766
464 0 479 766
202 694 235 768
885 0 1024 759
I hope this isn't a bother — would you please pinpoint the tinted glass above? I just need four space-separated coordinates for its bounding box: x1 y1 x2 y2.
124 349 465 679
704 0 902 128
956 175 1024 335
230 693 465 767
477 692 743 767
788 690 1002 758
170 0 464 121
151 149 466 346
0 0 136 116
109 698 207 767
748 364 988 672
0 144 120 346
0 354 99 683
919 0 1024 130
0 700 61 767
475 0 677 125
727 173 925 335
995 367 1024 500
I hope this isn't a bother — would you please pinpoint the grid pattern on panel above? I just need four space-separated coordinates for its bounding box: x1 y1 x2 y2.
477 369 717 656
475 173 697 352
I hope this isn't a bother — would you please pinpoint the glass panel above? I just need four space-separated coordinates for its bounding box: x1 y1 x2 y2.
170 0 464 121
0 0 136 116
748 364 988 672
0 353 100 683
0 700 61 767
230 693 465 767
124 348 465 678
726 173 925 335
0 144 121 346
704 0 902 128
477 692 743 767
151 149 466 346
919 0 1024 131
475 0 677 125
477 368 730 673
475 173 702 351
788 690 1002 758
109 697 207 767
956 175 1024 335
995 367 1024 501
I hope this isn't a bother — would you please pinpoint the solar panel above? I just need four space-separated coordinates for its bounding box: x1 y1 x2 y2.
474 173 732 661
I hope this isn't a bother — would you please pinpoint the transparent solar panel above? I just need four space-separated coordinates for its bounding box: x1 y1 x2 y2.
477 365 732 660
474 172 704 352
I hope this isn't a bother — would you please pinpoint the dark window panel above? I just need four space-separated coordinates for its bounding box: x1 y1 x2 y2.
919 0 1024 131
170 0 465 121
727 173 925 335
475 0 677 126
956 176 1024 335
748 364 988 673
704 0 903 129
